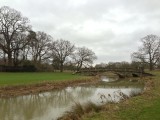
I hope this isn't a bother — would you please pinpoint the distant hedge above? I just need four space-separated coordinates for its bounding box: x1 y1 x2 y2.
0 65 36 72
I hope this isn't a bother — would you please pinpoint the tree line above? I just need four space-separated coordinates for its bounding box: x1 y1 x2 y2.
0 6 97 72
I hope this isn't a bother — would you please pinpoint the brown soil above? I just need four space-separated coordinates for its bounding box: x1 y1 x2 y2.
0 76 99 98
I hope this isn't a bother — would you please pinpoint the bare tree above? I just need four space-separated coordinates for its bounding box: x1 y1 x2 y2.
22 30 37 61
12 32 28 66
51 39 75 72
72 47 97 71
31 31 52 64
132 34 160 70
0 6 30 65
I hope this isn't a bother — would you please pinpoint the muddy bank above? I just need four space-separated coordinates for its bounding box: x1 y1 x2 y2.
0 76 99 98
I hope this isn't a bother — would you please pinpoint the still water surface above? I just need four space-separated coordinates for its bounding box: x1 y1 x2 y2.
0 77 143 120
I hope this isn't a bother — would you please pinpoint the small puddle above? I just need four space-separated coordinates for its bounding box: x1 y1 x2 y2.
0 77 144 120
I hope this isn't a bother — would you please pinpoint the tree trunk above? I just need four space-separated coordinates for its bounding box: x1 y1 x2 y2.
13 50 19 66
149 62 153 71
7 52 12 66
149 53 153 71
3 52 6 65
60 61 63 72
77 61 83 72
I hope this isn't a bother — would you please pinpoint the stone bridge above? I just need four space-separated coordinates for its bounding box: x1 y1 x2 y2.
77 68 145 78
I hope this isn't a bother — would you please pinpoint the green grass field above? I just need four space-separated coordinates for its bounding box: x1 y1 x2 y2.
0 72 88 86
116 71 160 120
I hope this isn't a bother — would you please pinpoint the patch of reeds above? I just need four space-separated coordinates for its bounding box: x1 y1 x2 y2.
58 101 103 120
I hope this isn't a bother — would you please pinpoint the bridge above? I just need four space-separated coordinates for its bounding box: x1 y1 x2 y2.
76 68 146 78
80 68 144 73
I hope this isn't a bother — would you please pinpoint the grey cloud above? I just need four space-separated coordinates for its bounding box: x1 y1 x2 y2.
1 0 160 63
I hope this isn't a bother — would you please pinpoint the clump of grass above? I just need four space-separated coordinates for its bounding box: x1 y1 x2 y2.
58 101 103 120
58 102 84 120
144 79 155 91
84 102 102 113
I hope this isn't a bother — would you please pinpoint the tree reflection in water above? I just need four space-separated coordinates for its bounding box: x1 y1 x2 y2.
0 86 95 120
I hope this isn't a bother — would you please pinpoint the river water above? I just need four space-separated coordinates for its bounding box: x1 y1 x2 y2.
0 77 144 120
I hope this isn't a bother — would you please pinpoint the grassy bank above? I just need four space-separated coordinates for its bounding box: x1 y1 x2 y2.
0 72 100 98
0 72 88 86
81 71 160 120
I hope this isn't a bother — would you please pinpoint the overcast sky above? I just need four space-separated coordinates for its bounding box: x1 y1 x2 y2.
1 0 160 64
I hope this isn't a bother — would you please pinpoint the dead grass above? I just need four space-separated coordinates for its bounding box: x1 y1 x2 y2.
58 101 103 120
